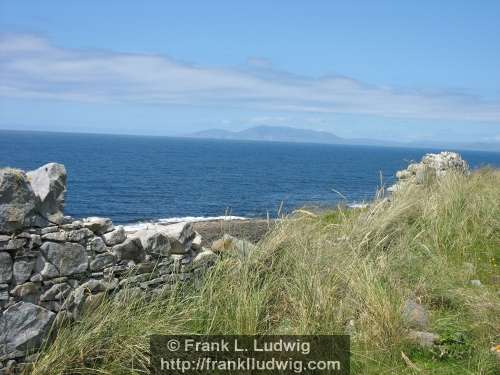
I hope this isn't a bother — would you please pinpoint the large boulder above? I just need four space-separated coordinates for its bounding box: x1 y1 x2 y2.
0 168 40 233
27 163 67 224
36 241 88 278
160 222 195 254
0 302 55 360
131 227 171 257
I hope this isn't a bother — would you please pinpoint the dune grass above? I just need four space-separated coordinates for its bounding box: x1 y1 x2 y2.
30 169 500 374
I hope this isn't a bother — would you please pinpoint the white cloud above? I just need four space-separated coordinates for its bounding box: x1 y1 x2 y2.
1 33 499 122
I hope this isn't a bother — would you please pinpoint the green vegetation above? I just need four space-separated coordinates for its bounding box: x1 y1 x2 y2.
31 169 499 374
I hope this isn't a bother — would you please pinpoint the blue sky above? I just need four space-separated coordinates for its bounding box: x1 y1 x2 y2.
0 1 499 142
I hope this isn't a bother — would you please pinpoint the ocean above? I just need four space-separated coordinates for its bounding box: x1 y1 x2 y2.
1 130 499 225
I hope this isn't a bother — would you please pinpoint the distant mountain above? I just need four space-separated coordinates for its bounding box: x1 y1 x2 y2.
186 125 500 152
189 125 343 144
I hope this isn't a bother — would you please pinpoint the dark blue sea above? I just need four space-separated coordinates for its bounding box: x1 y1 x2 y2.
1 130 499 225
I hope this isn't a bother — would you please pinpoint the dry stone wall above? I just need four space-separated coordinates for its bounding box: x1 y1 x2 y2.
388 152 469 192
0 164 218 372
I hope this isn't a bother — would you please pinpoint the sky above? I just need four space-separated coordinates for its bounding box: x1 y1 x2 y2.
0 1 499 143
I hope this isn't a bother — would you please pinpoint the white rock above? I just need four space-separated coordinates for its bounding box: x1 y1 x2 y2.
83 217 114 235
27 163 67 224
102 226 126 246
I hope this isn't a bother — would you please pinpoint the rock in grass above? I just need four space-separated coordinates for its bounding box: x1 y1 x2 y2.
402 300 429 330
408 330 440 348
470 279 482 287
192 248 218 269
211 234 256 256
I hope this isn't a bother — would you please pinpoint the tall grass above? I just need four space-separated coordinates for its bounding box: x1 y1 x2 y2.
31 169 500 374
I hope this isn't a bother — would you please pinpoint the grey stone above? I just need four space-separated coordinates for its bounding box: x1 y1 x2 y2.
0 168 38 233
89 253 115 271
192 248 218 269
131 228 171 257
470 279 482 287
191 232 202 251
82 217 113 235
0 290 9 301
61 216 74 224
389 152 469 192
43 276 68 286
37 241 88 278
79 278 118 293
114 287 143 302
102 226 126 246
40 226 58 235
87 236 107 253
12 258 36 285
41 228 94 243
158 261 175 275
111 237 144 262
0 252 13 283
9 282 40 303
402 300 429 330
26 163 67 224
211 234 256 256
103 264 129 278
0 302 55 360
139 277 164 289
408 330 440 348
3 238 27 251
40 283 71 302
161 222 194 254
39 300 64 312
0 235 10 250
29 274 43 283
60 220 83 230
119 273 152 287
29 234 42 249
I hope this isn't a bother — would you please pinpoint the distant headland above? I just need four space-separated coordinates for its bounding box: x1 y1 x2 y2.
187 125 500 152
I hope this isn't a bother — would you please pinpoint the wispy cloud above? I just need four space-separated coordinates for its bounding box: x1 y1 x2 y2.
1 33 499 122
